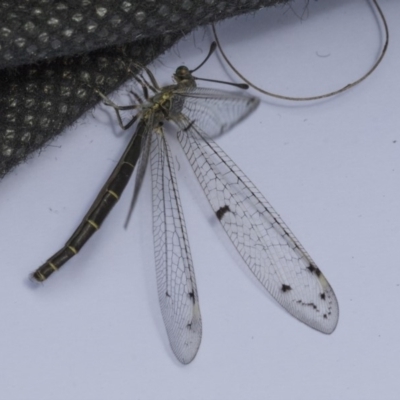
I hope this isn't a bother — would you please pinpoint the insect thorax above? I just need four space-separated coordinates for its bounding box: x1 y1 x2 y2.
149 87 186 120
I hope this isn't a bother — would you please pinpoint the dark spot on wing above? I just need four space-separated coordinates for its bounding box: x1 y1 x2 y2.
281 284 292 292
166 291 171 298
323 314 328 319
216 205 230 220
183 119 195 132
307 265 321 277
297 299 319 311
188 291 195 304
320 293 326 300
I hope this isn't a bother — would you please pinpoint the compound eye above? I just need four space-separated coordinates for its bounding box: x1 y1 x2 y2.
174 66 190 81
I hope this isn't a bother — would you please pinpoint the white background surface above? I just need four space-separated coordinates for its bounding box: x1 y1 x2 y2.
0 0 399 399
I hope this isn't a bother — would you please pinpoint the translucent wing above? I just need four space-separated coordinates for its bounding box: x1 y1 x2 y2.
175 118 339 333
125 113 154 226
150 130 202 364
173 88 260 138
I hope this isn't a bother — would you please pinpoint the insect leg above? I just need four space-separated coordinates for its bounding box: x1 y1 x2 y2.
131 74 151 100
95 89 139 130
130 62 161 92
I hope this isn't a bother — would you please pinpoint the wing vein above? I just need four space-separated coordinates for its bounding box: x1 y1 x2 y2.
175 116 339 333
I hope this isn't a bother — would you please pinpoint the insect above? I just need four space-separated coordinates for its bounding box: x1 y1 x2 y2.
31 43 339 364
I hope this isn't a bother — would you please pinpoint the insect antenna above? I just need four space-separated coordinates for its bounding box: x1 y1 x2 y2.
189 42 217 73
192 76 248 89
188 41 249 90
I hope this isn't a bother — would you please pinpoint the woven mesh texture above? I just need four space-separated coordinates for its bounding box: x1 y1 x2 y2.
0 0 287 178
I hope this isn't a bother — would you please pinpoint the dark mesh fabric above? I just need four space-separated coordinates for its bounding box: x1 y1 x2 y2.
0 0 288 178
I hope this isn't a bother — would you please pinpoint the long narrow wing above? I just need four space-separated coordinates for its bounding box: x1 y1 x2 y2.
175 118 339 334
173 88 260 138
125 113 154 227
150 130 202 364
